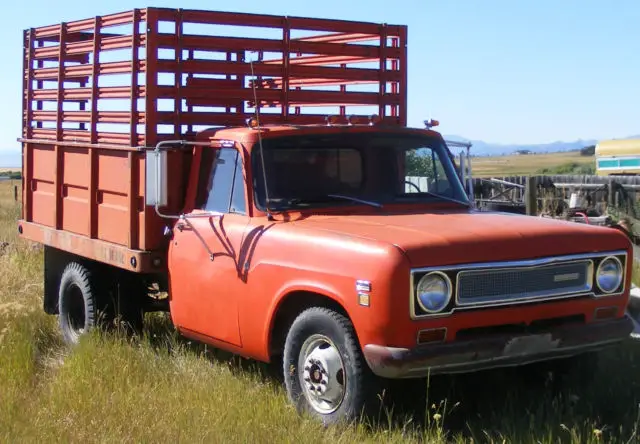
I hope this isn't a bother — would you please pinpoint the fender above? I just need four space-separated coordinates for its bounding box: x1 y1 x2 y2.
264 280 349 359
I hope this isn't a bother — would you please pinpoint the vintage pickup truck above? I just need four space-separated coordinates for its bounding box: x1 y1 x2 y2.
18 7 634 424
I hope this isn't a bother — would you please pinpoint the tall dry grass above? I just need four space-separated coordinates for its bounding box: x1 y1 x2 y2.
1 181 640 443
471 151 594 177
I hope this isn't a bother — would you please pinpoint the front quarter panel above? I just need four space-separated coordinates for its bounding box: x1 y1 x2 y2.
236 220 411 361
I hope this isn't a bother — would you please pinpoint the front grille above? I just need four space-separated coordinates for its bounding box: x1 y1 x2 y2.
456 260 592 305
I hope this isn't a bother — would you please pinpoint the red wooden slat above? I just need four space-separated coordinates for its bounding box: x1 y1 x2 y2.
144 7 159 147
30 86 143 101
32 110 146 124
31 60 146 80
23 29 34 139
294 32 378 44
56 23 66 141
90 16 101 144
129 9 140 146
253 77 379 88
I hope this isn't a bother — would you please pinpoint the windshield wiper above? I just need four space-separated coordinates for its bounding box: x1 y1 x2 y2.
402 190 470 207
281 194 383 209
326 194 383 208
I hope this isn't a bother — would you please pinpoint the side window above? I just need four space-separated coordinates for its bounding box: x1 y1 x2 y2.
198 148 246 214
402 147 450 195
230 154 246 214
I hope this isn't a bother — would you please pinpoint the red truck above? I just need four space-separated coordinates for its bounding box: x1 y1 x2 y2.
19 7 634 424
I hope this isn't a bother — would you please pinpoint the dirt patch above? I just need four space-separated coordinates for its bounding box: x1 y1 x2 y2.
0 242 8 256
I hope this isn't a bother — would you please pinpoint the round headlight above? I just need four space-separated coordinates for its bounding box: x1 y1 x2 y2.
416 272 452 313
596 256 623 294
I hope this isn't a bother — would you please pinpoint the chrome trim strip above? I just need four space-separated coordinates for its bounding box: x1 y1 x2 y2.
454 259 594 307
411 250 627 274
409 250 628 320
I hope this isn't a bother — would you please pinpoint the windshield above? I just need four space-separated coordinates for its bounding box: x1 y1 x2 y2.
251 132 469 211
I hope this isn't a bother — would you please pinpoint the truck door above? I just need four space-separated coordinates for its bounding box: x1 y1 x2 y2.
168 146 249 347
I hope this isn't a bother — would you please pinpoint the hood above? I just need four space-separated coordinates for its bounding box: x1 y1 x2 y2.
290 210 631 267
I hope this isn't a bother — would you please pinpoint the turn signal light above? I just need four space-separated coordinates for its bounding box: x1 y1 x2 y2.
594 306 618 320
417 328 447 344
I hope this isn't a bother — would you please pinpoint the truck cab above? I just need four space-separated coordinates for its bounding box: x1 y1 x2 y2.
18 7 635 426
148 118 634 422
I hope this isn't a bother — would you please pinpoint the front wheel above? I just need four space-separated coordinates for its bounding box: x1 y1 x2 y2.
283 307 381 425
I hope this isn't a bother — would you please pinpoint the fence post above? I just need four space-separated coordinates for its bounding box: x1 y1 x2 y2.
14 185 17 202
608 179 615 209
525 176 538 216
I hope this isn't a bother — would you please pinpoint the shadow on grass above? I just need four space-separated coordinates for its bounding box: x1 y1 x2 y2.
132 312 640 442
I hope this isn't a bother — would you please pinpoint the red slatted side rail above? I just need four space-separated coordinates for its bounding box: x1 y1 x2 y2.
22 7 408 148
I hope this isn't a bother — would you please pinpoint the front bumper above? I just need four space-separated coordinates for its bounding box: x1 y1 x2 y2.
362 315 635 379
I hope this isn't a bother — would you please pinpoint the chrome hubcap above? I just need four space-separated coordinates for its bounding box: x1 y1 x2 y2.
300 335 346 414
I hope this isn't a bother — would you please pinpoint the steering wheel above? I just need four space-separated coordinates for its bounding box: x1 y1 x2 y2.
404 180 421 193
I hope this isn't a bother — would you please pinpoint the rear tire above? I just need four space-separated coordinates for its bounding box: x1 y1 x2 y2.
282 307 382 425
58 262 99 345
57 262 146 344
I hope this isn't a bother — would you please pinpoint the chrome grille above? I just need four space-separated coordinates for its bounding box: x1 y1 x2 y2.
456 260 592 305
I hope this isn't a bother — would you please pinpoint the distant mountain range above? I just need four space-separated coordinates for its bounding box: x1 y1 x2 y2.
0 134 638 166
444 134 640 157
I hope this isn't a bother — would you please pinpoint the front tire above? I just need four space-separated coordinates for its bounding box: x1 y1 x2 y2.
283 307 381 425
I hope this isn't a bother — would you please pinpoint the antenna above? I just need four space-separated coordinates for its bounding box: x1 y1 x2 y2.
248 52 273 220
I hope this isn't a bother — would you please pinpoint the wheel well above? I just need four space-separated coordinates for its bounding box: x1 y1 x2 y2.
44 246 88 314
269 291 352 359
43 246 160 315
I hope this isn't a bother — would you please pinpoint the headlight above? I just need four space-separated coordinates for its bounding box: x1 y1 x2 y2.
596 256 623 294
416 272 452 313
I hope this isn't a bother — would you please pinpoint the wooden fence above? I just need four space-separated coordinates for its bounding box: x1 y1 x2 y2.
471 174 640 218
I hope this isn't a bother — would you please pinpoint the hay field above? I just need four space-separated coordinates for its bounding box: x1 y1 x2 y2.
471 151 594 177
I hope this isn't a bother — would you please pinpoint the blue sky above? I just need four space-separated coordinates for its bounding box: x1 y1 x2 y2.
0 0 638 158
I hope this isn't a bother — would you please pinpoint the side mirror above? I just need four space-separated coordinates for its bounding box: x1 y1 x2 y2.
145 149 168 207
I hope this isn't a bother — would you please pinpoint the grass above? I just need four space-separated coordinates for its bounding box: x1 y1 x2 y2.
2 181 640 443
471 151 595 177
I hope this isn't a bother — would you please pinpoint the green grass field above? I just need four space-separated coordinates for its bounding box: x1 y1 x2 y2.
2 181 640 443
471 151 595 177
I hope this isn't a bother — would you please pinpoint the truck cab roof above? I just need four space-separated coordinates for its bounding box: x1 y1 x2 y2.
196 124 445 147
